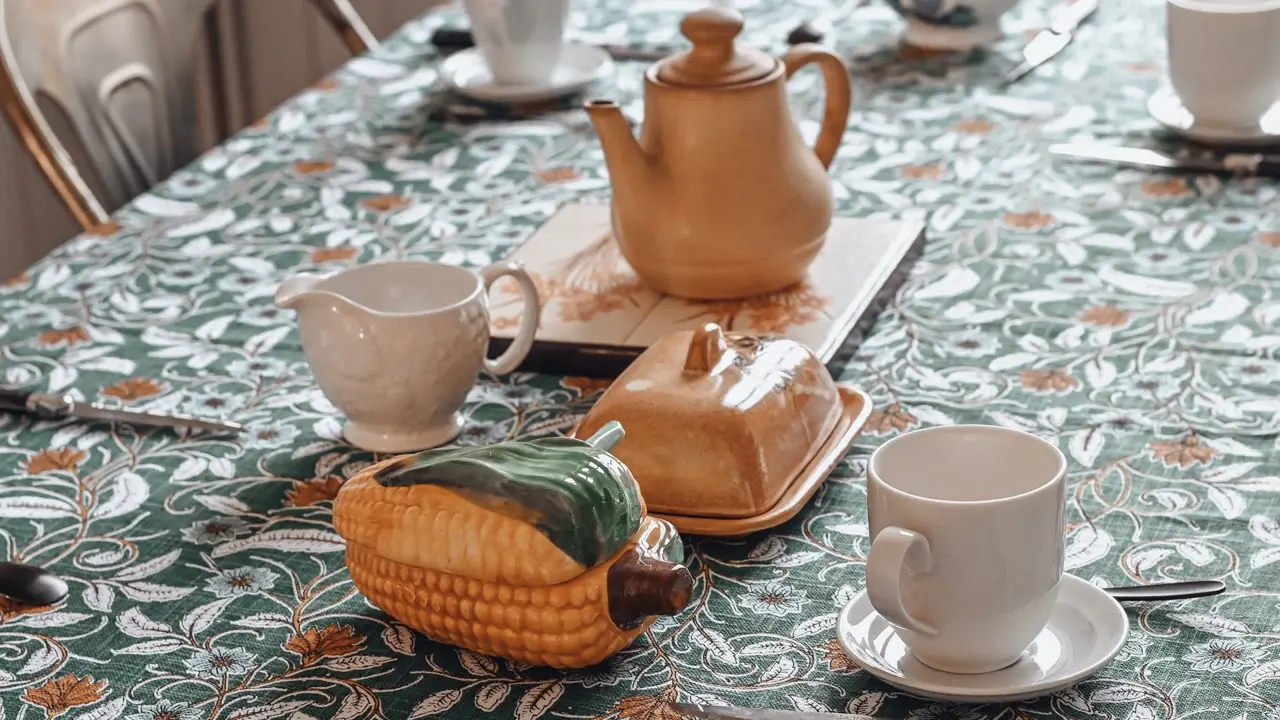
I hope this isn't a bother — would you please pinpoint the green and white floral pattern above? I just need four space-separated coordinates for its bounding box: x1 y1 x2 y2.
1 0 1278 718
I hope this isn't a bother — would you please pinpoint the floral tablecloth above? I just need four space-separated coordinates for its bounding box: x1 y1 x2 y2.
2 0 1279 718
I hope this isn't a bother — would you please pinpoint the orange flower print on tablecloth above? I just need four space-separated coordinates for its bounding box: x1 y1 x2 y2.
293 161 334 176
0 595 57 621
25 448 86 475
1150 435 1216 468
1079 305 1130 327
612 694 682 720
902 163 943 179
102 377 163 403
1142 177 1192 198
954 118 994 134
286 476 344 507
535 166 580 184
38 326 90 347
1258 231 1280 248
22 675 108 717
1004 210 1054 229
4 273 30 288
1020 369 1080 393
865 404 918 435
311 246 358 264
820 637 859 672
284 625 365 663
562 376 612 395
312 77 338 91
361 195 410 213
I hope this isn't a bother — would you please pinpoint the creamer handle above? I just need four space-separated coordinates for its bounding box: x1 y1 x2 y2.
782 44 852 169
481 262 541 375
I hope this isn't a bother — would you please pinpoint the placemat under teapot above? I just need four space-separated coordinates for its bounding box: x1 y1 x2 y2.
487 202 926 377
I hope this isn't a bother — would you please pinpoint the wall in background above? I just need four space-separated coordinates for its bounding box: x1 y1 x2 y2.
0 0 445 280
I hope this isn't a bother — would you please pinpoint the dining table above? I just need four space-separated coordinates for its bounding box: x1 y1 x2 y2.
2 0 1279 718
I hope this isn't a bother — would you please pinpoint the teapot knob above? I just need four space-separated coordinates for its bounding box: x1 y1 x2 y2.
680 7 743 50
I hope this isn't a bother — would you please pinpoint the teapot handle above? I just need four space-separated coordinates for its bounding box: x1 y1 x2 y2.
782 44 853 170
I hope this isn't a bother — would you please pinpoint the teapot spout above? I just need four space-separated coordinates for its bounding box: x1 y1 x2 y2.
274 274 324 310
584 100 651 194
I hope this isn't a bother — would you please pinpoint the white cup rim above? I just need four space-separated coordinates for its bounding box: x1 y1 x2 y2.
868 424 1067 506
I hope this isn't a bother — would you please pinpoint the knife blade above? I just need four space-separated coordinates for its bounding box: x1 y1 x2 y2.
1049 142 1280 176
0 387 244 435
1001 0 1098 86
668 703 875 720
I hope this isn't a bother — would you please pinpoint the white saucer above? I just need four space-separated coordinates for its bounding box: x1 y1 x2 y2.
836 574 1128 703
1147 85 1280 147
440 44 614 104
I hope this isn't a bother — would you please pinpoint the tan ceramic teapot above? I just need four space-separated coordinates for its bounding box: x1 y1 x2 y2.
585 7 852 301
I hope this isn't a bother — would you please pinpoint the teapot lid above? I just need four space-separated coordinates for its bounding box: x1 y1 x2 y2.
655 7 776 88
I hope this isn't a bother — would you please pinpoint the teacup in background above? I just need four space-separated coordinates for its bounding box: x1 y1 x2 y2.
462 0 571 86
1166 0 1280 131
275 260 540 453
883 0 1019 50
865 424 1068 674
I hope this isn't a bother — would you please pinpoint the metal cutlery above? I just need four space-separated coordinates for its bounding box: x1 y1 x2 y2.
0 387 243 435
1106 580 1225 601
1002 0 1099 86
0 562 68 606
670 703 872 720
1050 142 1280 176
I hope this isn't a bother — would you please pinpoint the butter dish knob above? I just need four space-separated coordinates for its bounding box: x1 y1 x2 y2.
684 323 728 374
585 420 626 452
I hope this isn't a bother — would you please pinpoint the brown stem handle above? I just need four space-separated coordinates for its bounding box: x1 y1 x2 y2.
607 548 694 630
782 44 853 170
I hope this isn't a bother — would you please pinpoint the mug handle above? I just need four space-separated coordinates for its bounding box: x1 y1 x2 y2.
481 261 541 375
782 43 853 169
866 527 939 637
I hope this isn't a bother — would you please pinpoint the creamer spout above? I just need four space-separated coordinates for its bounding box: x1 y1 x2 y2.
274 274 325 310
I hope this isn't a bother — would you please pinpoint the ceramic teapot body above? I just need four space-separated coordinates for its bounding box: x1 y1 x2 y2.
586 9 852 300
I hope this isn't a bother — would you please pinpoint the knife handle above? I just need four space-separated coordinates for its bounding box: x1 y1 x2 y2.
430 27 475 52
0 387 33 413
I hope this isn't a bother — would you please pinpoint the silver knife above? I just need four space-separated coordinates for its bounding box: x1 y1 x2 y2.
668 703 875 720
1049 143 1280 176
1002 0 1099 86
0 388 244 434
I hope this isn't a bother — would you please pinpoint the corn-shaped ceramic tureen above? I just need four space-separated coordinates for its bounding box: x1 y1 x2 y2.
332 422 694 669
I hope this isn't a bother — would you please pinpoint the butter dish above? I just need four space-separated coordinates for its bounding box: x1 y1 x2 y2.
574 323 871 536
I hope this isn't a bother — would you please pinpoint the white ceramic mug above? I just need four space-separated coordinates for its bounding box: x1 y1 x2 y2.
275 260 540 453
865 425 1068 674
1167 0 1280 130
462 0 570 86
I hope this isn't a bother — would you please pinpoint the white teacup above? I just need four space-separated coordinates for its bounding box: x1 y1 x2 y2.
275 260 540 453
865 425 1068 674
462 0 570 86
1167 0 1280 130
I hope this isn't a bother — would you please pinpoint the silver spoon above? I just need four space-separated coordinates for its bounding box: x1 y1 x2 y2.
1107 580 1225 602
0 562 68 606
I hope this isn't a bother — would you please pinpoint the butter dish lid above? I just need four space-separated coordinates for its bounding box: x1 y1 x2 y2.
574 323 843 520
654 8 776 88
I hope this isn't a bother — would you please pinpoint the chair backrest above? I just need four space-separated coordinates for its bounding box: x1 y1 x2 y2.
1 0 216 214
0 0 374 228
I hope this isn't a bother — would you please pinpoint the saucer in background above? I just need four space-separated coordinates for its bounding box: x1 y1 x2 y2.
1148 85 1280 147
440 43 614 104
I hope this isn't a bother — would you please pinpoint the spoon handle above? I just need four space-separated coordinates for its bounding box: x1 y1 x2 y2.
1106 580 1226 602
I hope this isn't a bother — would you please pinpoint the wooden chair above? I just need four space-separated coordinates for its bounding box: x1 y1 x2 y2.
0 0 377 231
